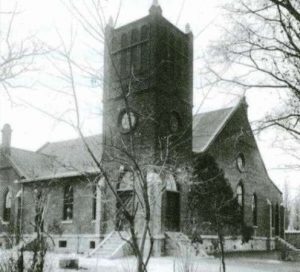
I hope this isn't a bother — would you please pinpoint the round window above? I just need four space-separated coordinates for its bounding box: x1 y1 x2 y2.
236 153 245 172
119 110 137 133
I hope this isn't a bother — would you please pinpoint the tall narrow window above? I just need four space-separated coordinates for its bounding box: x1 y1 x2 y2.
92 185 97 220
140 25 149 72
131 29 139 72
271 204 275 228
236 183 244 218
169 33 175 79
111 37 118 52
252 194 258 226
275 203 280 236
63 185 73 221
121 34 128 76
34 190 44 232
141 25 149 40
3 190 12 222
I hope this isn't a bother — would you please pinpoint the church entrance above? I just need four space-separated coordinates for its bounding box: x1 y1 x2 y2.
115 190 133 231
165 191 180 232
163 173 181 232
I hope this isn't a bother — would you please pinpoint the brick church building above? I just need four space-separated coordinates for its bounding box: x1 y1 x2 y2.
0 1 284 256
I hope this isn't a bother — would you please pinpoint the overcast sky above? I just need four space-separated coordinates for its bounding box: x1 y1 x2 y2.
0 0 299 194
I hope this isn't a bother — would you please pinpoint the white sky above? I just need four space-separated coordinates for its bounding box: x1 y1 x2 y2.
0 0 299 194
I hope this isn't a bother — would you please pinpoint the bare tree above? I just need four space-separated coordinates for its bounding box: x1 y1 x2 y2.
207 0 300 141
40 1 186 271
0 3 43 100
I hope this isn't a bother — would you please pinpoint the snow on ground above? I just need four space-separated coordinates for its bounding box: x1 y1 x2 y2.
1 250 300 272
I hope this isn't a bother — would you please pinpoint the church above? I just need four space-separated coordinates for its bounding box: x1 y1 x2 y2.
0 1 284 257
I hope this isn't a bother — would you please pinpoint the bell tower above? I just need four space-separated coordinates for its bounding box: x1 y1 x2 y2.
102 1 193 167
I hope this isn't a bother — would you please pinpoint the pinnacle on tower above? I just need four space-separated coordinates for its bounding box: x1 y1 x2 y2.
153 0 159 6
149 0 162 16
185 23 191 34
108 16 114 27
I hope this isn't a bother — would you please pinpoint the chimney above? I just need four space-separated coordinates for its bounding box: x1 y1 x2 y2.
2 124 12 155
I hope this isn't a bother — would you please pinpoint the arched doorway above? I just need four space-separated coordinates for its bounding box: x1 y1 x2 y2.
164 174 180 232
116 171 134 231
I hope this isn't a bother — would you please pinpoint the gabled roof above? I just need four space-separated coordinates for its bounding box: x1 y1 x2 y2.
0 135 103 182
192 99 245 153
1 99 245 182
8 147 56 179
37 135 103 179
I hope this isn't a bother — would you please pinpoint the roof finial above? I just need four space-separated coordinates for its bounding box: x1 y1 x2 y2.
185 23 191 33
149 0 162 16
153 0 159 6
108 16 114 27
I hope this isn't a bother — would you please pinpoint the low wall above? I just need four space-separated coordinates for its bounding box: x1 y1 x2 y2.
199 236 275 254
285 231 300 249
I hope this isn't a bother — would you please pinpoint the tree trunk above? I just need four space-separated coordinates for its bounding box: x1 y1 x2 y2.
218 233 226 272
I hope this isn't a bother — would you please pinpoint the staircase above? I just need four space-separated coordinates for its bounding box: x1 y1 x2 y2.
88 231 131 259
276 236 300 261
165 232 208 258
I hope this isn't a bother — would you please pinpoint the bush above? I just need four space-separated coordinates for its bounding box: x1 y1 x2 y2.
0 255 19 272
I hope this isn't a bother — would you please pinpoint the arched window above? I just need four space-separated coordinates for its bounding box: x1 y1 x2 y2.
236 183 244 207
275 203 280 236
141 25 149 40
140 25 149 72
92 185 97 220
121 34 128 76
116 171 134 231
63 185 73 221
111 37 118 52
175 37 182 80
169 33 175 78
252 193 258 226
271 203 275 228
236 183 244 220
131 29 139 72
34 190 44 232
3 189 12 222
131 29 139 43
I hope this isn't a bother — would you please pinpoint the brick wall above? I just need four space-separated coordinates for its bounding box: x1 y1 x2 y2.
206 104 282 237
22 178 97 235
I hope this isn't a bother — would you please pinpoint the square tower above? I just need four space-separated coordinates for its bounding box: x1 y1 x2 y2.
102 2 193 167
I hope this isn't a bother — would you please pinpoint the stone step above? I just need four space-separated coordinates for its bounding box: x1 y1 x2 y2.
88 231 131 258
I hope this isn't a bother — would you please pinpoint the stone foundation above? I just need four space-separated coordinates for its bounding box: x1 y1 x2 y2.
200 236 276 254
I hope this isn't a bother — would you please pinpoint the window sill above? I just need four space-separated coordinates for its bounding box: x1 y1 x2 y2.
91 220 96 223
61 220 73 224
253 225 258 229
1 221 9 225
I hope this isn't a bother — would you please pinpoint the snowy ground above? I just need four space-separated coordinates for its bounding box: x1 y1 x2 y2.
1 250 300 272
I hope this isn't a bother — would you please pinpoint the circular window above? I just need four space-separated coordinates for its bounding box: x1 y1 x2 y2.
236 153 245 172
169 112 181 133
119 110 137 133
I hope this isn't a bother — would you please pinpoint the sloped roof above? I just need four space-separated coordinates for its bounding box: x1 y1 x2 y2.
8 147 56 179
0 135 103 182
38 135 103 177
193 106 236 153
1 99 243 182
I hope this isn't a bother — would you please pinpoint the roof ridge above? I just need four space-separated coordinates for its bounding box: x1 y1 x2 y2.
194 106 234 116
193 97 246 153
38 134 102 150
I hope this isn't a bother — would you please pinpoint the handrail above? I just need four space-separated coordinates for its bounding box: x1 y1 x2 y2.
276 236 300 252
111 231 131 258
87 231 115 257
